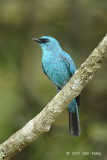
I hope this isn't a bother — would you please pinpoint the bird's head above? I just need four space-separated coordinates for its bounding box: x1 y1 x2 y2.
32 36 62 52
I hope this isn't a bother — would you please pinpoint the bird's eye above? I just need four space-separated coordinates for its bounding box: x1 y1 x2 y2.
39 38 50 43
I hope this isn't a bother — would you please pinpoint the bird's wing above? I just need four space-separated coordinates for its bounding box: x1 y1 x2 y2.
61 51 76 75
61 51 80 107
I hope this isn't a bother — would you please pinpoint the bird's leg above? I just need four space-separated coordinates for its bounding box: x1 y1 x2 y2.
57 86 61 92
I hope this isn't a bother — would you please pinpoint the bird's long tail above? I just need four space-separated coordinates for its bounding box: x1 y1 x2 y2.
68 102 80 136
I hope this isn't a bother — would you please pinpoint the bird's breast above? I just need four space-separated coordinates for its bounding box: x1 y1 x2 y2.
42 54 71 87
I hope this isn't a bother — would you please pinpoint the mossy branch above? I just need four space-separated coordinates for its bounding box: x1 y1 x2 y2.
0 34 107 160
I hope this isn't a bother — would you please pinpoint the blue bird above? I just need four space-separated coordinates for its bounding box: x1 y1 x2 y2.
33 36 80 136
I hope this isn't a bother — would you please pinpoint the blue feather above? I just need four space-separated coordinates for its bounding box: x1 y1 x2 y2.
34 36 80 136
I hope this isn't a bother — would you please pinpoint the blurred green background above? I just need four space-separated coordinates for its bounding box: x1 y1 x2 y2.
0 0 107 160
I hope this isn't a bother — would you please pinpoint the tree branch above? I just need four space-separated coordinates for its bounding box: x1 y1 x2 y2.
0 34 107 160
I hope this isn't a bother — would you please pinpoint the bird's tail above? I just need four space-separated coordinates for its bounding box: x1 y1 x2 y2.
68 103 80 136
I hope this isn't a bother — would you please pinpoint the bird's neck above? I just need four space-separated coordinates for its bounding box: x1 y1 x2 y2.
42 46 62 56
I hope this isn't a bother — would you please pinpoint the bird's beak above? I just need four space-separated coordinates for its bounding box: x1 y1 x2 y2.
32 38 41 43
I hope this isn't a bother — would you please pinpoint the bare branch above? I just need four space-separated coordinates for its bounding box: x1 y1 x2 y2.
0 34 107 160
